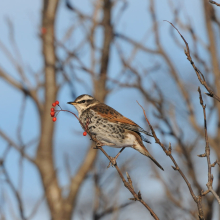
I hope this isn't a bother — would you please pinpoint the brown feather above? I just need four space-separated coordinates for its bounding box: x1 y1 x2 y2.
90 103 152 141
108 116 137 126
90 103 138 126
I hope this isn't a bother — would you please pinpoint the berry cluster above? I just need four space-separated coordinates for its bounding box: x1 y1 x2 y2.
50 100 59 122
49 100 87 137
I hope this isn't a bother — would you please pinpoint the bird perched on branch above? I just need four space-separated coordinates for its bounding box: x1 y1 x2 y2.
67 94 164 171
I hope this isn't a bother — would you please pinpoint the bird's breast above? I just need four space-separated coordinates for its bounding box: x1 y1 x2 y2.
80 110 127 142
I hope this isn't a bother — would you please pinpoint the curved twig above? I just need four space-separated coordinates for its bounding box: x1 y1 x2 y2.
164 20 220 102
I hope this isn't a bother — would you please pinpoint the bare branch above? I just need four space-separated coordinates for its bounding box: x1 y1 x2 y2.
1 164 26 220
115 33 158 54
94 201 132 220
198 87 220 205
164 20 220 102
0 68 42 112
137 101 205 220
0 129 35 163
96 145 159 220
209 0 220 6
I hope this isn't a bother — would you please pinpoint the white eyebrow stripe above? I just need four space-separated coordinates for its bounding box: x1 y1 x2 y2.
76 96 93 102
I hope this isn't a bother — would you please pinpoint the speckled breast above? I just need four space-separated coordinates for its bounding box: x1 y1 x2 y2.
79 108 125 144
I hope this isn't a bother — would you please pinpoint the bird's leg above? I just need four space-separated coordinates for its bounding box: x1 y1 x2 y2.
107 147 125 168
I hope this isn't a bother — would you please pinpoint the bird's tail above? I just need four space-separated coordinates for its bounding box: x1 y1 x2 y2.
133 144 164 171
147 154 164 171
138 128 153 137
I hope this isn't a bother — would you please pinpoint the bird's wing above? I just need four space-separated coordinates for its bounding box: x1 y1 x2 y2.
90 103 153 137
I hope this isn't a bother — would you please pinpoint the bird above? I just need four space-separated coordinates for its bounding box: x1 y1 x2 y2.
67 94 164 171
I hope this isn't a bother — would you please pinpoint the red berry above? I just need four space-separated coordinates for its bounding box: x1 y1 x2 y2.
50 112 55 117
83 131 87 136
53 117 57 122
51 108 55 112
55 100 59 105
52 103 56 107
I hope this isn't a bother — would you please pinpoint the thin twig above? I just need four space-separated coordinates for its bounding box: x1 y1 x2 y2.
198 87 220 205
96 146 159 220
0 129 35 163
209 0 220 6
1 164 26 220
164 20 220 102
137 101 205 220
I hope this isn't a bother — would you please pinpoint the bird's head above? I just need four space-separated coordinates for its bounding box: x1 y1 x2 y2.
67 94 99 116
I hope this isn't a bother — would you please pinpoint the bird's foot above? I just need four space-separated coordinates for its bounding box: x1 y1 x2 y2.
93 141 104 149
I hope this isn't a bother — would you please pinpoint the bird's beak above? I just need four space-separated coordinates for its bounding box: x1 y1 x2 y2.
67 101 77 105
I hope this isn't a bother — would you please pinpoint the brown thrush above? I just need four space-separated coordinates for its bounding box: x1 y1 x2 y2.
68 94 164 170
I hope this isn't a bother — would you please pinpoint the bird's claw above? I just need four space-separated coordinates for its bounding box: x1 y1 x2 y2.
93 141 104 149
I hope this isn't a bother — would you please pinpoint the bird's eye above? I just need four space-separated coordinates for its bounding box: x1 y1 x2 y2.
80 100 85 103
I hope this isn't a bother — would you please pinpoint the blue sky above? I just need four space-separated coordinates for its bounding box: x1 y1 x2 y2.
1 0 218 219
